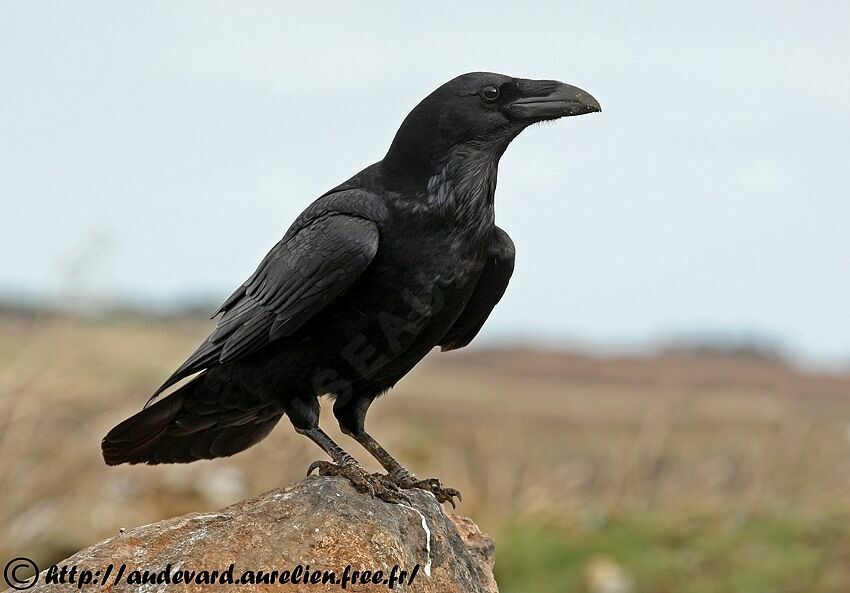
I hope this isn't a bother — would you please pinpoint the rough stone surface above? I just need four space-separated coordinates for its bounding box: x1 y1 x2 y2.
19 476 497 592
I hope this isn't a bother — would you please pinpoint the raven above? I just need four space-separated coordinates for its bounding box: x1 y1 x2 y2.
103 72 600 505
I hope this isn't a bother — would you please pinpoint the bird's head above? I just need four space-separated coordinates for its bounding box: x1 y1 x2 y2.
382 72 601 190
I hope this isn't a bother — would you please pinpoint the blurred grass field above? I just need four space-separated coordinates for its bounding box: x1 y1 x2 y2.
1 313 849 592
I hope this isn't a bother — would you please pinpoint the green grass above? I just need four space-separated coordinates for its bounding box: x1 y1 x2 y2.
495 512 849 593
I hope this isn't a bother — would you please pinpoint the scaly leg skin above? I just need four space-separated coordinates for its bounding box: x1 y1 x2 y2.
298 427 409 504
343 427 462 508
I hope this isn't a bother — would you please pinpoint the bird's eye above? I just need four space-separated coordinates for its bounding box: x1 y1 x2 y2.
480 85 500 102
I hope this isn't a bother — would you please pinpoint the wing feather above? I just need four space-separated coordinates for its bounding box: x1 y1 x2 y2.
440 226 515 352
148 200 382 403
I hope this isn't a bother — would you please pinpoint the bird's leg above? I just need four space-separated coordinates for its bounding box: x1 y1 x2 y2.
334 395 461 507
341 426 462 508
297 427 407 504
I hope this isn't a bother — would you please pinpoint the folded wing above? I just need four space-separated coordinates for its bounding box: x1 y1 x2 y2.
440 226 515 351
149 203 381 403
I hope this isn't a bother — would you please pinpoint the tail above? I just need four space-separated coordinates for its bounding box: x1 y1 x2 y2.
102 374 283 465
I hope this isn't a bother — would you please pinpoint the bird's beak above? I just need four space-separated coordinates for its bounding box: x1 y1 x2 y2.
507 81 601 120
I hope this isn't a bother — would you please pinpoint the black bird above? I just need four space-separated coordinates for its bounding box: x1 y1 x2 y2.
103 72 600 505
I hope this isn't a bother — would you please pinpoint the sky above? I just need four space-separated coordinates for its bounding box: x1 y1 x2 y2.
2 2 849 367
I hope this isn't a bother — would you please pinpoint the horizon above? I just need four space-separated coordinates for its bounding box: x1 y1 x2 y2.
2 1 849 369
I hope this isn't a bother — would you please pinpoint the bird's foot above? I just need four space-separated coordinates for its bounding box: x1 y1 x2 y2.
307 460 410 505
389 471 463 508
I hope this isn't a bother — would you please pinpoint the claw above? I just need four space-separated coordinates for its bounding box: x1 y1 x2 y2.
306 460 340 477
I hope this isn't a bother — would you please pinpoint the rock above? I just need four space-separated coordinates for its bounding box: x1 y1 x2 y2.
16 476 497 593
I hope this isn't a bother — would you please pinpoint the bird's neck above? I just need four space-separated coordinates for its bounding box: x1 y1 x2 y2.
423 144 498 227
380 141 503 244
381 143 498 240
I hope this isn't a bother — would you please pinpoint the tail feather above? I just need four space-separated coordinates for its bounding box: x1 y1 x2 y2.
102 375 282 465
